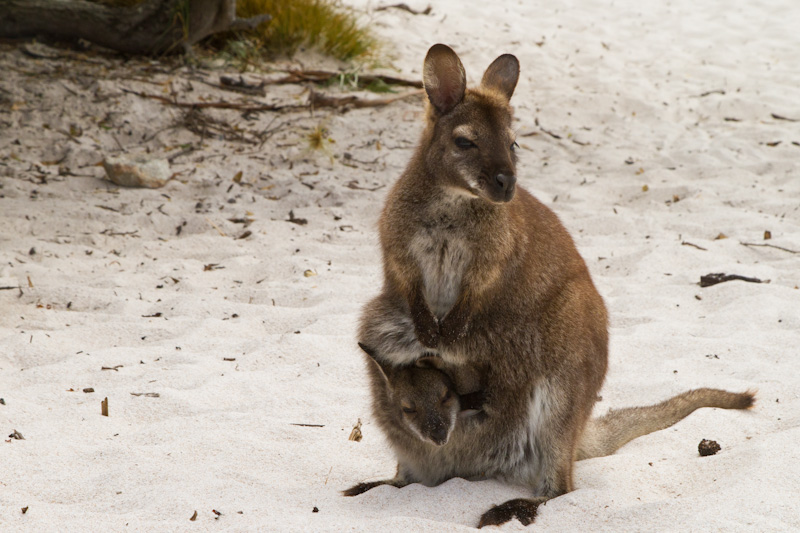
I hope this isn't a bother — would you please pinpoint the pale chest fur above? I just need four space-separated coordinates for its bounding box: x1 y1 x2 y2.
409 222 473 319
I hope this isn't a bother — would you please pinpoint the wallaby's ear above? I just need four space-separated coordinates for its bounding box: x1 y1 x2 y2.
358 342 393 382
423 44 466 114
481 54 519 101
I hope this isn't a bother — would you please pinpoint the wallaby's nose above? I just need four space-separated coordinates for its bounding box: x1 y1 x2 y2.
429 425 449 446
494 173 516 202
496 173 516 193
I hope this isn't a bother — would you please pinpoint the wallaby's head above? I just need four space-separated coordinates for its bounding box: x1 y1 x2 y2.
359 343 459 446
420 44 520 204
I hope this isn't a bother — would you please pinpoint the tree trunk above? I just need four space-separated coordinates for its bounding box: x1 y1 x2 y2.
0 0 270 54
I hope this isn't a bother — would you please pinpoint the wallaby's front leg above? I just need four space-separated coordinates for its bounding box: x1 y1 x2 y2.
438 296 471 346
409 283 440 349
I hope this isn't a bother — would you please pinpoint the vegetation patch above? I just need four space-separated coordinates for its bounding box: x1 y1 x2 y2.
233 0 377 61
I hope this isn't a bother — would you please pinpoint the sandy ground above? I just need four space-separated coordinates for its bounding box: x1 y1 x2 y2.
2 0 800 531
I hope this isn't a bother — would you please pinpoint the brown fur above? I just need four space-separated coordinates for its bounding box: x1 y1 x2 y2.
346 44 754 528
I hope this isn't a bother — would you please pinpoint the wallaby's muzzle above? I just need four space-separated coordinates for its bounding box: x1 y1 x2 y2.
427 424 450 446
484 172 516 203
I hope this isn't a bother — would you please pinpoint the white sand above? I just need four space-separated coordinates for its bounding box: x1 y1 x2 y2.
2 0 799 530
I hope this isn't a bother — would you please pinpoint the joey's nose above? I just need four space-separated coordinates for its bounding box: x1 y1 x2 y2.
430 426 449 446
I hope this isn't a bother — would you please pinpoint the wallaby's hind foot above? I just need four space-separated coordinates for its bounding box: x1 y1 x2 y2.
343 477 407 497
577 388 756 460
478 497 546 528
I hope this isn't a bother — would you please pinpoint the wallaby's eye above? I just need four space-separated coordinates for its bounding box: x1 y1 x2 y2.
511 141 519 152
455 137 476 149
401 405 416 414
442 390 452 403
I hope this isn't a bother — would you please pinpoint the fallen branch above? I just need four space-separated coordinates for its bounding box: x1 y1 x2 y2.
270 69 423 89
376 3 433 15
123 87 423 113
699 273 767 288
216 75 266 96
309 88 424 110
741 242 799 254
771 113 798 122
166 144 199 162
122 88 291 112
681 241 708 251
533 117 562 140
0 0 271 55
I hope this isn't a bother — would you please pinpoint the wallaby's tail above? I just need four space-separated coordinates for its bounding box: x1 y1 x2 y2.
576 388 755 460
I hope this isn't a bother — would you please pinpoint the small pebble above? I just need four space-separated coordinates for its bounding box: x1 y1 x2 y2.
698 439 721 456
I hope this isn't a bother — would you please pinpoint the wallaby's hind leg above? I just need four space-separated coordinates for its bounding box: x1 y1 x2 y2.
478 497 547 528
343 478 407 497
478 381 585 527
343 464 412 497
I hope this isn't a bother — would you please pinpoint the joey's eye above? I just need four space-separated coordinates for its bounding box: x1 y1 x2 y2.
402 406 416 414
511 141 519 151
442 390 452 403
455 137 476 149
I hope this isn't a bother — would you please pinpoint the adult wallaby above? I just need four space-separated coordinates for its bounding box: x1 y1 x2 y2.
346 341 753 497
347 44 753 527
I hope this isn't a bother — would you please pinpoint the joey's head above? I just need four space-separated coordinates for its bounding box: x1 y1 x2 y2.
421 44 520 204
359 343 458 446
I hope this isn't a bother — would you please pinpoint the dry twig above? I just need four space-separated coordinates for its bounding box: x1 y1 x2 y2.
740 242 799 254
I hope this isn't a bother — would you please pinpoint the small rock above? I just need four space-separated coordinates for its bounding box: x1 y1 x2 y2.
698 438 721 456
9 429 24 440
103 155 170 188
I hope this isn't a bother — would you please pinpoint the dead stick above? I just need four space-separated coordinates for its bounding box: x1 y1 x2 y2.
166 144 197 162
376 3 432 15
122 88 292 111
269 70 423 88
205 217 227 237
310 89 423 110
681 241 708 251
124 88 422 112
740 242 799 254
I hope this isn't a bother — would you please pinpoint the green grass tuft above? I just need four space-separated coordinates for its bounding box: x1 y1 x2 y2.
235 0 377 61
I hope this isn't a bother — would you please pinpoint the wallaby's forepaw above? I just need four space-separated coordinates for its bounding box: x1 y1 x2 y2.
342 481 388 497
478 498 544 528
413 312 440 349
439 312 469 347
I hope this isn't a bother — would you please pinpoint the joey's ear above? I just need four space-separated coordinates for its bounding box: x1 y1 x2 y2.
415 354 445 370
423 44 466 114
358 342 393 382
481 54 519 100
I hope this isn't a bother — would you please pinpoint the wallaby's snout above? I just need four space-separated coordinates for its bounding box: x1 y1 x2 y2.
423 416 451 446
490 172 516 203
